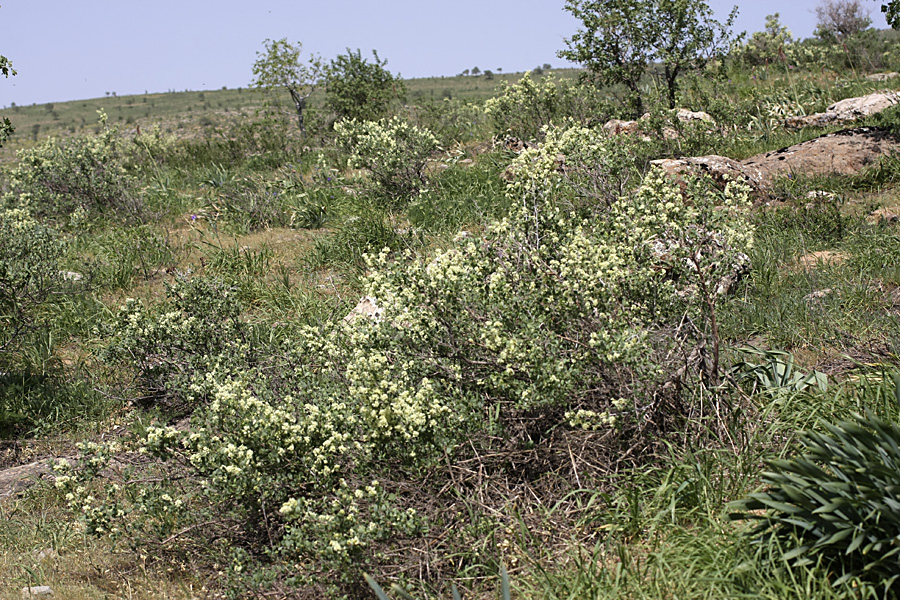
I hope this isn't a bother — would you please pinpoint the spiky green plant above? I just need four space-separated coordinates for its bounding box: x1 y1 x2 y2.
730 376 900 592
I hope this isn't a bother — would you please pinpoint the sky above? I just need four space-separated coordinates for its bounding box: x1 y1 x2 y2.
0 1 892 107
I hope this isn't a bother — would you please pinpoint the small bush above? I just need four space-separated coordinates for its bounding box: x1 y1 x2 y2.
335 116 439 203
0 206 65 358
101 276 253 411
484 72 613 141
6 112 141 225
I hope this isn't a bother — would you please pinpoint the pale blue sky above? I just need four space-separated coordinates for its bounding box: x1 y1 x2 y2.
0 1 890 107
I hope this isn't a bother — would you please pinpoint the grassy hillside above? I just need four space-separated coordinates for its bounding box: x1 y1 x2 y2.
2 48 900 599
0 69 580 163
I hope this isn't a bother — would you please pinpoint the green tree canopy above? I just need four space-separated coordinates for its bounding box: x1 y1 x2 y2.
558 0 735 115
1 54 15 147
324 49 404 122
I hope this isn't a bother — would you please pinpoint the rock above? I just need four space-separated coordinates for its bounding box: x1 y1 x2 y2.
503 137 538 153
829 91 900 120
675 108 714 123
741 127 900 186
784 91 900 128
868 207 900 223
0 460 54 499
603 109 713 138
866 72 899 82
21 586 53 597
784 113 839 129
806 190 837 201
650 155 763 190
34 548 58 562
602 119 641 136
344 296 383 323
61 271 83 282
805 288 833 305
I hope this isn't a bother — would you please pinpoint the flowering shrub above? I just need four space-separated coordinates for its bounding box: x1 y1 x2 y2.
0 205 65 356
5 112 140 225
101 276 253 409
72 124 754 594
412 98 488 145
505 123 647 207
484 72 611 141
335 116 439 203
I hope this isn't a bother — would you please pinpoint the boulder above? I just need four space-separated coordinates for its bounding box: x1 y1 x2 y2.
344 296 383 323
829 91 900 120
603 109 714 138
741 127 900 186
675 108 714 123
866 72 899 82
868 207 900 223
784 91 900 128
602 119 641 136
649 155 763 190
21 587 54 598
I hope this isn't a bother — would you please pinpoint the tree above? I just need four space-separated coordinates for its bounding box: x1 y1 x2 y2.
471 66 481 76
739 13 793 65
878 0 900 28
251 38 322 137
815 0 871 39
558 0 736 115
653 0 737 110
324 49 404 122
1 53 15 147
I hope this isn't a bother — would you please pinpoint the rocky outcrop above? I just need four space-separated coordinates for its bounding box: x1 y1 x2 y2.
651 127 900 193
741 127 900 185
866 72 899 82
0 460 54 499
785 91 900 129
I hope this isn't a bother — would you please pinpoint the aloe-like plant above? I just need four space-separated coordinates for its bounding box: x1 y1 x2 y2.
730 346 828 394
730 377 900 592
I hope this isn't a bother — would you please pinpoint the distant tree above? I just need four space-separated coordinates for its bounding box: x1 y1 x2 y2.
739 13 793 65
472 66 481 75
0 53 14 147
543 63 552 70
815 0 871 39
497 67 503 72
559 0 736 115
324 49 404 122
533 65 544 75
251 38 323 137
484 69 495 80
461 68 470 76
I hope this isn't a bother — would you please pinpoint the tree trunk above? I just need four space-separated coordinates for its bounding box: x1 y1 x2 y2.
288 87 307 138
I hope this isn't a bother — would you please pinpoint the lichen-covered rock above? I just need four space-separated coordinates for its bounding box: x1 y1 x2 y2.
784 91 900 129
741 127 900 185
